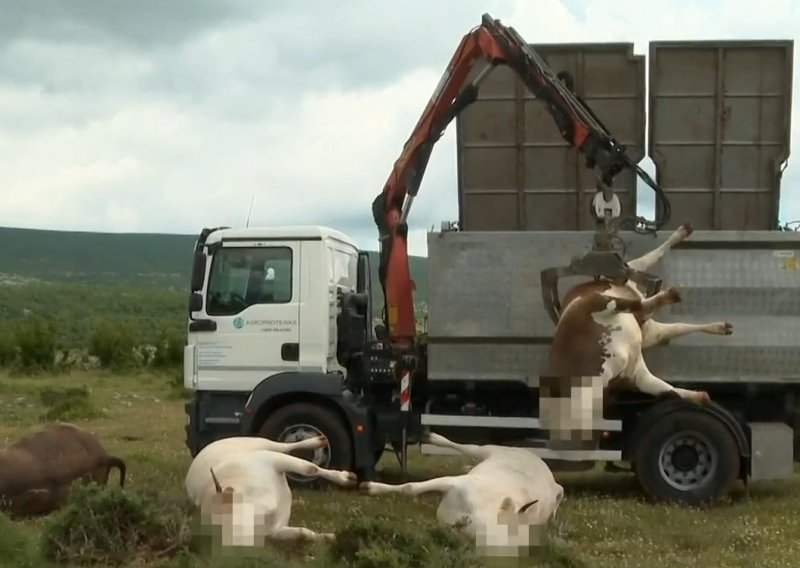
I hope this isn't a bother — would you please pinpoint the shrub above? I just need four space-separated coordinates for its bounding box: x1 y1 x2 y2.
0 510 41 567
152 328 184 369
40 484 189 566
13 316 57 371
38 385 106 422
89 321 136 370
0 332 15 367
326 514 483 568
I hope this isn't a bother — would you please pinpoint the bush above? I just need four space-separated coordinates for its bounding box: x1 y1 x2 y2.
89 321 136 370
40 484 189 566
0 332 15 367
0 510 41 567
152 328 184 369
38 385 106 422
13 316 58 371
327 515 483 568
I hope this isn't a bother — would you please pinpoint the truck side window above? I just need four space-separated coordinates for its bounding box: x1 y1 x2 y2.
206 247 293 316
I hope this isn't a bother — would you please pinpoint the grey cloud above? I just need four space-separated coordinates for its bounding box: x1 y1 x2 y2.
0 0 516 107
0 0 256 49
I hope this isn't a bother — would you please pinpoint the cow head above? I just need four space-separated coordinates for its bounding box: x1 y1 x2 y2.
496 496 541 526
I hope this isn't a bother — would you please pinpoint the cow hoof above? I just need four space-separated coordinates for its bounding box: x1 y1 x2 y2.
696 391 711 405
664 287 681 303
316 532 336 542
311 435 328 449
709 322 733 335
358 481 376 495
679 223 694 238
340 471 358 487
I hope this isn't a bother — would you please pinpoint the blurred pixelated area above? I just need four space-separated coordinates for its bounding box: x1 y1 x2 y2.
539 375 606 450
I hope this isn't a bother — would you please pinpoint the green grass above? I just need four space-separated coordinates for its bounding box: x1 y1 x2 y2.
0 369 798 567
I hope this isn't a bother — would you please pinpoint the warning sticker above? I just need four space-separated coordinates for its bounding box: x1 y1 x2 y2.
773 250 798 270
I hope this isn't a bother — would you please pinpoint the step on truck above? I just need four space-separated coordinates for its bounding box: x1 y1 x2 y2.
183 14 798 506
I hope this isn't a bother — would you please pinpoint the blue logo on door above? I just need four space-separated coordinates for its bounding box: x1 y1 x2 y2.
233 317 244 329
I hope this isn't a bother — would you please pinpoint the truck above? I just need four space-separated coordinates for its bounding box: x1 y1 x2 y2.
183 13 797 506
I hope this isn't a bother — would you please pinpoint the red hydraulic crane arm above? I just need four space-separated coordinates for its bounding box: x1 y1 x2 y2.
371 13 668 354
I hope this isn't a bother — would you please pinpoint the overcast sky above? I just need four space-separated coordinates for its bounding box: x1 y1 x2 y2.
1 0 798 255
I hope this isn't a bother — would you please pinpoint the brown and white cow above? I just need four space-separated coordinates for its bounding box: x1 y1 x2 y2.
540 223 733 449
0 422 126 518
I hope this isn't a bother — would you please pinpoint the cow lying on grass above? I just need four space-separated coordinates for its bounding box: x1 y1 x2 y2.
0 422 126 518
542 223 733 448
184 435 358 547
359 432 564 557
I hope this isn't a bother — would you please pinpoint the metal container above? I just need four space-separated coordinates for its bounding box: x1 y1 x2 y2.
455 40 794 232
426 229 800 385
455 43 645 231
649 40 794 231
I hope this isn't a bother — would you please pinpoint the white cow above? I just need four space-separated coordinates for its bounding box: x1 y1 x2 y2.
359 432 564 556
184 435 357 546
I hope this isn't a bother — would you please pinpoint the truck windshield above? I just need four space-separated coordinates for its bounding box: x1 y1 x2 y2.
206 246 293 316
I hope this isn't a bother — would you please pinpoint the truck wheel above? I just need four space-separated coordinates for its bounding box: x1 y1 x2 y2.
258 402 354 488
633 409 740 506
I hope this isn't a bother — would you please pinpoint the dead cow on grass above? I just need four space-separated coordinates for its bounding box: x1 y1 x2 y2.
360 432 564 557
0 422 126 518
541 223 734 449
184 435 358 547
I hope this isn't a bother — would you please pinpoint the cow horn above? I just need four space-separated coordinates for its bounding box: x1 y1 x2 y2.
518 499 539 513
210 467 222 493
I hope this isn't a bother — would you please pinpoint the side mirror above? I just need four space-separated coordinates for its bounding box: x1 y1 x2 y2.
189 292 203 313
190 251 207 292
374 324 387 341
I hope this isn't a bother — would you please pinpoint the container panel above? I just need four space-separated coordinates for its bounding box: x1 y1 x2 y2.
426 229 800 384
649 40 794 230
456 43 645 231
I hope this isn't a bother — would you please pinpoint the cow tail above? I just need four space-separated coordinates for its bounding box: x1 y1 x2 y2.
107 456 127 488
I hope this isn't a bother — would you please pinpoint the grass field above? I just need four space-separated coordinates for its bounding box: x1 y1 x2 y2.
1 369 799 568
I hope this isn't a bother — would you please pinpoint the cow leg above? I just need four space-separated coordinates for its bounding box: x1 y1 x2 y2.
641 319 734 349
627 223 693 273
267 526 334 542
630 355 710 404
422 432 491 460
261 436 329 454
360 476 460 497
7 485 68 517
640 287 681 315
268 453 357 487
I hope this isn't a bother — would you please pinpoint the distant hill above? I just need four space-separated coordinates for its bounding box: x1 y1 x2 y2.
0 226 428 308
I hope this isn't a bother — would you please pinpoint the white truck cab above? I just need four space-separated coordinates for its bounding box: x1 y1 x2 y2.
184 225 362 393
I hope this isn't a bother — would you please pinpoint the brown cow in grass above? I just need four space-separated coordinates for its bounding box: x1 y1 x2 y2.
0 422 125 518
541 223 734 449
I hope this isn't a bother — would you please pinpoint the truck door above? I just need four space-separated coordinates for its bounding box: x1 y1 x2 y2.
195 240 301 391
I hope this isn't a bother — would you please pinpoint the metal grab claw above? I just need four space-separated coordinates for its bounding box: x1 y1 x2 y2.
540 249 663 326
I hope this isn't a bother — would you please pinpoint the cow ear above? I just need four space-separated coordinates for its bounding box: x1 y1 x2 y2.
498 496 515 513
518 499 539 514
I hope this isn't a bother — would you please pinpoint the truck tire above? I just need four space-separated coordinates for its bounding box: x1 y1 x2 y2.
632 409 740 506
258 402 354 488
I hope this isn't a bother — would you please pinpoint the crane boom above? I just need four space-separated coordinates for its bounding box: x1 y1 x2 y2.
372 13 669 353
